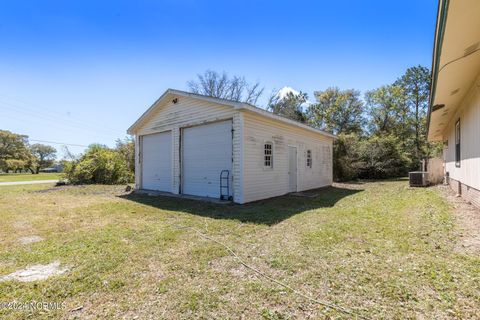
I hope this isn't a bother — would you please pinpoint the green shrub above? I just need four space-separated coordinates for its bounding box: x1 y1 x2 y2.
333 133 362 181
356 135 411 179
64 145 133 185
334 133 411 181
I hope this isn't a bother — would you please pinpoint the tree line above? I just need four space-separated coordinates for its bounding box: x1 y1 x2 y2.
0 130 57 174
188 67 441 180
0 129 135 184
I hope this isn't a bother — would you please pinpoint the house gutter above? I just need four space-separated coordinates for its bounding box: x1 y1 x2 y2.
427 0 450 140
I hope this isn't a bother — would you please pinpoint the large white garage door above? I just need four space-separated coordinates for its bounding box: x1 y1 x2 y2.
141 131 172 192
182 120 232 198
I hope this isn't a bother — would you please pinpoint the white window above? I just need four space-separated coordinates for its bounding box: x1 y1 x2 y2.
306 150 312 168
264 142 273 168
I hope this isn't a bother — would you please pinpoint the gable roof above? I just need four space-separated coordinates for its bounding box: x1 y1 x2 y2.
127 89 335 139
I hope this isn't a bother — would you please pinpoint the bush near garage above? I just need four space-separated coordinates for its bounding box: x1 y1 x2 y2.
63 144 133 185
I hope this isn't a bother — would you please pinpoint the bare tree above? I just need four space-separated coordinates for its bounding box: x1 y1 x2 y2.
187 70 264 106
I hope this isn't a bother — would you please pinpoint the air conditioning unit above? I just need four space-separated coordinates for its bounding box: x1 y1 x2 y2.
409 171 429 187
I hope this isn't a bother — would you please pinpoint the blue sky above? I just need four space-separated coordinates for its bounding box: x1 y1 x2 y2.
0 0 437 158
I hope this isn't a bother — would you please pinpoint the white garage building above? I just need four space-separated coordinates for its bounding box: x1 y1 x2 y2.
127 89 334 204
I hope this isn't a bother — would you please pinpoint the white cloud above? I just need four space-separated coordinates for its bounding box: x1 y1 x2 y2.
275 86 312 107
276 86 300 100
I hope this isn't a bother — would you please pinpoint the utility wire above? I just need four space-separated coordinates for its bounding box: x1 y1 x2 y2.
438 47 480 73
0 98 125 136
0 105 124 140
174 225 371 320
0 93 124 134
29 139 89 148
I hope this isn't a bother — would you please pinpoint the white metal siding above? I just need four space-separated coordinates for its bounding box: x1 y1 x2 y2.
443 77 480 191
141 131 172 191
182 120 233 198
242 112 333 203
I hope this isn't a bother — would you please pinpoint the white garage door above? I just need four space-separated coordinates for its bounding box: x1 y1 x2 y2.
141 131 172 191
182 120 232 198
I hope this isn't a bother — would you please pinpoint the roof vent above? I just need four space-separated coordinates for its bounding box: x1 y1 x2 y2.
464 42 480 57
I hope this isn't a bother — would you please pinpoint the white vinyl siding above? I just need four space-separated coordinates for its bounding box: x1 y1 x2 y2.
136 96 236 194
444 78 480 191
182 120 233 198
242 112 333 203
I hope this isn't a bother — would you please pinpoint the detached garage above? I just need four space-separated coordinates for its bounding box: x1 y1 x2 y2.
127 89 335 204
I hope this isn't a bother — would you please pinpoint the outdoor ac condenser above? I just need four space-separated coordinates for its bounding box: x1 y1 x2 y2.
409 171 429 187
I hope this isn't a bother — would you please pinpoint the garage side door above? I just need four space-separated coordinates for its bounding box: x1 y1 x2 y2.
141 131 172 191
182 120 232 198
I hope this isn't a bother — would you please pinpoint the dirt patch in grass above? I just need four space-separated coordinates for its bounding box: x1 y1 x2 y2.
18 235 44 245
436 185 480 255
34 185 84 193
0 261 68 282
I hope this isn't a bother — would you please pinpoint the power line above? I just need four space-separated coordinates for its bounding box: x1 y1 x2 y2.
0 97 126 136
0 104 124 140
0 93 125 134
29 139 89 148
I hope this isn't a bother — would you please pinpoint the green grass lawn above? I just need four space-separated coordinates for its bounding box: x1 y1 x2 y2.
0 180 478 319
0 172 62 182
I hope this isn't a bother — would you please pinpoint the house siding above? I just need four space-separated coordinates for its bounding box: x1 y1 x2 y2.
443 75 480 198
135 96 236 195
134 135 141 189
242 111 333 203
232 112 244 203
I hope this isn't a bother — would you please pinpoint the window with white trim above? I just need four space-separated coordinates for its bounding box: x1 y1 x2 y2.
264 142 273 168
306 149 312 168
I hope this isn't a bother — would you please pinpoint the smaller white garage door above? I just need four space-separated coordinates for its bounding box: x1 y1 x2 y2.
182 120 232 198
141 131 172 192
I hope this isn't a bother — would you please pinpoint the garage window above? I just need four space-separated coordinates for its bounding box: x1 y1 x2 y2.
306 150 312 168
264 142 273 168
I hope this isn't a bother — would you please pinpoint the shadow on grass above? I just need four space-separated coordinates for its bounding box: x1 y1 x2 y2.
119 186 363 226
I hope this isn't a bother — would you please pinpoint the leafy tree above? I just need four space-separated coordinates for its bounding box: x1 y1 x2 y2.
30 144 57 173
365 85 409 138
0 130 34 173
333 133 363 181
268 90 308 123
394 65 432 167
116 137 135 174
356 135 411 179
307 87 365 134
188 70 264 105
